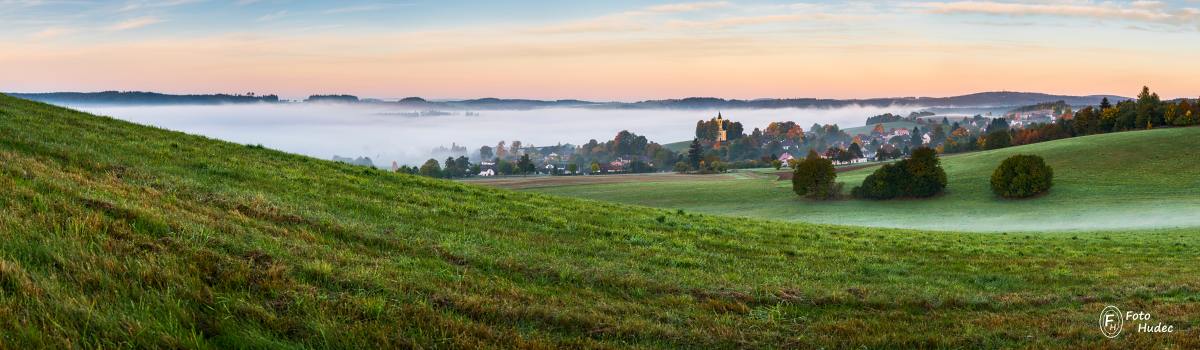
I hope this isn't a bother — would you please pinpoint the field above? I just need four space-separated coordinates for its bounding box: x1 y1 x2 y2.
461 172 751 190
1 94 1197 348
530 127 1200 232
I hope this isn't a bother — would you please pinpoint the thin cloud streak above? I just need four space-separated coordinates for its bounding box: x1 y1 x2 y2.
322 4 405 15
525 2 864 35
107 16 162 31
29 26 74 39
257 10 288 22
667 12 868 29
118 0 200 12
917 1 1200 29
644 1 730 13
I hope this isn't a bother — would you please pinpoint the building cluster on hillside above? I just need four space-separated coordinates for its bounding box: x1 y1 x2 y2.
1005 109 1073 128
418 101 1096 178
395 87 1198 181
474 144 582 176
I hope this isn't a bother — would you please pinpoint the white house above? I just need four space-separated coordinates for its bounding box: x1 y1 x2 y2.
478 168 495 177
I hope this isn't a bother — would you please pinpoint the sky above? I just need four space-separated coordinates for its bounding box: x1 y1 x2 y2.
2 0 1200 101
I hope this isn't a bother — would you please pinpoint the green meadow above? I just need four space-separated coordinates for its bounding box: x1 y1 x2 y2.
532 127 1200 232
1 94 1197 348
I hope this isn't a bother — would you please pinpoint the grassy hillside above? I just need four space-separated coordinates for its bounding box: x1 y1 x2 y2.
662 140 692 153
1 94 1197 348
533 127 1200 232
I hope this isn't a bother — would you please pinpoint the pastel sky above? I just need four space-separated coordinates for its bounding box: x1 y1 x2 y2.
2 0 1199 100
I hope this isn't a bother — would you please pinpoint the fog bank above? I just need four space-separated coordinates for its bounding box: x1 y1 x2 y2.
74 103 919 166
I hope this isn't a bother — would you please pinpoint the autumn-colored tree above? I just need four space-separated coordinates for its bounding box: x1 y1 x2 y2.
495 141 508 159
1164 104 1180 126
1099 106 1121 132
1174 100 1194 126
785 127 805 142
764 121 801 139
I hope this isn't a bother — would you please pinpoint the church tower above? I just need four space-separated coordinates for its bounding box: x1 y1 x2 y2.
715 112 728 147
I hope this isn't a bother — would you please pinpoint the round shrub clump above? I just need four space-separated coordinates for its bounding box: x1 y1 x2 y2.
792 151 838 200
990 154 1053 198
852 147 946 200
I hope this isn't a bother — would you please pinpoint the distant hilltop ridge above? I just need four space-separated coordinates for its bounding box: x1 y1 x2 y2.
7 90 1129 110
8 91 280 105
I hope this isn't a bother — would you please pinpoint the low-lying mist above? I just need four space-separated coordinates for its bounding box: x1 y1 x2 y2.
73 103 919 166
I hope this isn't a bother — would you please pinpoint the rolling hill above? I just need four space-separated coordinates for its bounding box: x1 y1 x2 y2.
9 91 1127 110
0 94 1196 348
532 127 1200 232
662 139 693 153
6 91 282 105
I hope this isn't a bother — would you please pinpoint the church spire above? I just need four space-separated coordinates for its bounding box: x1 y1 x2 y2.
715 111 728 145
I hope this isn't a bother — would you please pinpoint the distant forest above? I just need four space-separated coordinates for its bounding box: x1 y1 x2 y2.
1008 100 1070 114
7 91 1130 109
305 95 359 103
8 91 279 105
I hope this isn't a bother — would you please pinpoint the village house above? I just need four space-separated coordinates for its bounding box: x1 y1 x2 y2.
598 162 621 174
478 161 496 176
